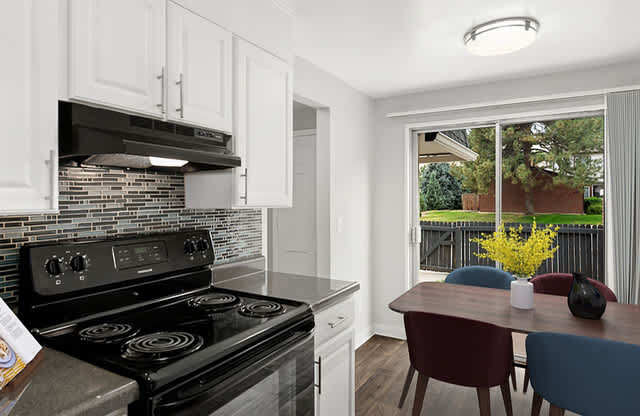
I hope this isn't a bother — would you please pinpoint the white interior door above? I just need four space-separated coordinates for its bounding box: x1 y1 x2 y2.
235 37 293 207
69 0 165 117
0 0 58 214
271 131 317 275
167 1 232 132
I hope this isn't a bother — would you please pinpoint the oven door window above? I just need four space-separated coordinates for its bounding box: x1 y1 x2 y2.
154 332 314 416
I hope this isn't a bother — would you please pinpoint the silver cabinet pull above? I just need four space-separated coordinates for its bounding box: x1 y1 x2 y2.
175 73 184 118
156 66 165 114
328 316 346 329
44 149 56 209
239 168 248 203
314 356 322 395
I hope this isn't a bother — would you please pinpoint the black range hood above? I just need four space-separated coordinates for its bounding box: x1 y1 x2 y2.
59 102 241 172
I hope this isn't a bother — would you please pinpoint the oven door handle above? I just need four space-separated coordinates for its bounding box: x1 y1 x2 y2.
155 327 314 411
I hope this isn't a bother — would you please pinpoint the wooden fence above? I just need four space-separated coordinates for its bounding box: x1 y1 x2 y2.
420 221 605 282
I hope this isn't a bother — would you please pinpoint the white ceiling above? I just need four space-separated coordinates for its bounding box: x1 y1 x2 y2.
292 0 640 98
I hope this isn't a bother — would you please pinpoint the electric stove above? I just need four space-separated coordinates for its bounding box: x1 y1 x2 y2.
19 231 315 415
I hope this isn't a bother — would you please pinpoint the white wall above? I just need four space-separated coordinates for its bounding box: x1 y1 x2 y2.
372 59 640 338
294 56 375 347
293 102 317 130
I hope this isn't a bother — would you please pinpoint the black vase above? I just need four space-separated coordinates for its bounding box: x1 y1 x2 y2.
568 272 607 319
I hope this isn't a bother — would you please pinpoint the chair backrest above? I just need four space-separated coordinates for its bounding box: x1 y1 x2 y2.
526 332 640 415
403 311 512 388
530 273 618 302
445 266 514 290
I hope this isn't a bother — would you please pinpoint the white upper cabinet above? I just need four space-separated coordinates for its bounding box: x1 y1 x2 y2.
0 0 58 214
167 2 232 132
235 38 292 207
68 0 166 117
184 38 293 209
169 0 293 62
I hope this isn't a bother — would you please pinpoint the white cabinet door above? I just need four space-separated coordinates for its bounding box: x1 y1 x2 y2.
68 0 165 117
167 1 232 132
0 0 58 214
235 38 292 207
315 329 356 416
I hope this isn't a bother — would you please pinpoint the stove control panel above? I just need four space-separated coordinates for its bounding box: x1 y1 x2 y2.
113 241 168 270
22 230 214 297
183 236 212 260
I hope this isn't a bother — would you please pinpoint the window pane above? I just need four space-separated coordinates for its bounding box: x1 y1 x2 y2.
500 116 605 280
418 127 495 280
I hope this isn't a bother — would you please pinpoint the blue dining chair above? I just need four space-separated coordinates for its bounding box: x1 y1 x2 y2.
445 265 515 289
398 266 517 408
527 332 640 416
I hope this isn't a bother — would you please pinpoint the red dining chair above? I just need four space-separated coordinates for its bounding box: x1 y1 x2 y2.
520 273 618 393
402 311 514 416
530 273 617 302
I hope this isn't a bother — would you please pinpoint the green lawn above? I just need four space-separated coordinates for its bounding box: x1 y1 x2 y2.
420 210 602 225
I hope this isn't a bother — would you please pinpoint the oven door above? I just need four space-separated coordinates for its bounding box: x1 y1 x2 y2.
153 321 315 416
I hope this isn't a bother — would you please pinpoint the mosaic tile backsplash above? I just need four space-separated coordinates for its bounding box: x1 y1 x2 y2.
0 166 262 306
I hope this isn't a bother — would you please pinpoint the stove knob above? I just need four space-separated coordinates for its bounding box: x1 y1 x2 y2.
184 240 197 255
45 258 63 276
197 239 209 252
70 255 86 272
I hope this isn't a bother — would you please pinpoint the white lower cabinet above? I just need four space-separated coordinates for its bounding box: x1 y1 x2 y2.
314 296 356 416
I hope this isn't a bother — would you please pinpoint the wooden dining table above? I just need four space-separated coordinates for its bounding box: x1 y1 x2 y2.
389 282 640 345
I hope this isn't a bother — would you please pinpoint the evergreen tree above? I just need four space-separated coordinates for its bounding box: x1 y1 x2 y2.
450 117 603 214
419 163 462 210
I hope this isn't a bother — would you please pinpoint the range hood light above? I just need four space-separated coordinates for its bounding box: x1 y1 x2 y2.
149 157 189 167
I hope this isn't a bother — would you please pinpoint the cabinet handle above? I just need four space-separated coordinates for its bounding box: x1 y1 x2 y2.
328 316 346 329
314 356 322 395
156 66 165 114
175 73 184 118
44 149 56 209
239 168 248 204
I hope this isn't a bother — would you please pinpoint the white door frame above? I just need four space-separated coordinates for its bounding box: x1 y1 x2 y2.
266 95 331 278
403 104 606 290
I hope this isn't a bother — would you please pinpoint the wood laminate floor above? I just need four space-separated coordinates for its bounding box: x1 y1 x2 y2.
355 335 577 416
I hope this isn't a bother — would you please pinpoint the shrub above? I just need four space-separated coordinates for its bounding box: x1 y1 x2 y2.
584 196 602 215
586 201 602 215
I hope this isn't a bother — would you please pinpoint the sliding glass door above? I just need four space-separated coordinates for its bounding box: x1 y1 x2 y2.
415 111 605 283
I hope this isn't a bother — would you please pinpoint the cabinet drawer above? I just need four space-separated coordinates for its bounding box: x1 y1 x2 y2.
315 296 354 347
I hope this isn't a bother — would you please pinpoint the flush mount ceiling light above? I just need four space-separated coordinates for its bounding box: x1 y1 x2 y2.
464 17 539 56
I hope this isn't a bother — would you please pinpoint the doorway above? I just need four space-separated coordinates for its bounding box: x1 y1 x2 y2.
269 101 318 275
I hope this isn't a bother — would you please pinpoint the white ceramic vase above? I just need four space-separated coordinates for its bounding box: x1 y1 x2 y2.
510 279 534 309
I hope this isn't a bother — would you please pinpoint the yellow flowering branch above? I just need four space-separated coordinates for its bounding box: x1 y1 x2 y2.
471 221 559 277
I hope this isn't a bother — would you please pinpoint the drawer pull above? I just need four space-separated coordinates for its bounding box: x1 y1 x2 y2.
314 357 322 395
328 316 346 329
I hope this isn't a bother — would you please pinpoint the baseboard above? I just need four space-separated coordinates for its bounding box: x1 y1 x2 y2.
355 326 374 349
373 323 406 340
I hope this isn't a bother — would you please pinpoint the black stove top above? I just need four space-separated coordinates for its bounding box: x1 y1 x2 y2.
39 288 310 392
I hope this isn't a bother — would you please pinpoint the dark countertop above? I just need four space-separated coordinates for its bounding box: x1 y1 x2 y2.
11 347 138 416
214 269 360 311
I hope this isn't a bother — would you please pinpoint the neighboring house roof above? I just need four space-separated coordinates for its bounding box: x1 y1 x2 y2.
440 130 469 147
418 129 477 163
